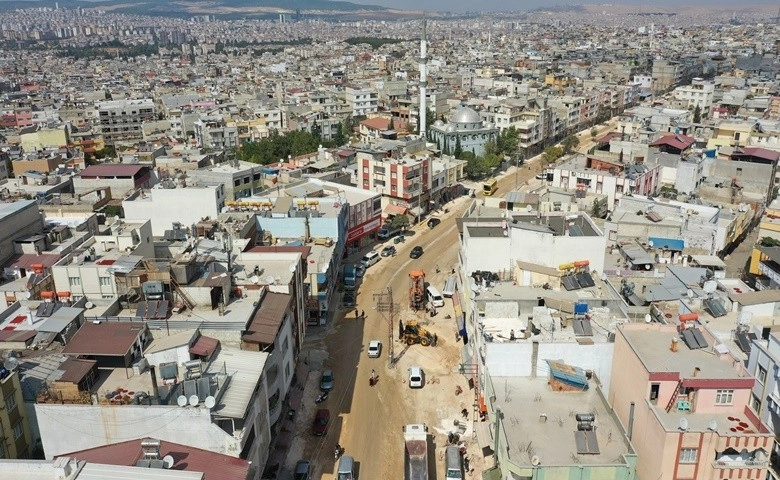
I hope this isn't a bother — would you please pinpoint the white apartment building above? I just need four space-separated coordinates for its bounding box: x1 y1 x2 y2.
123 182 225 236
96 99 156 145
193 114 238 150
673 78 715 117
344 85 378 117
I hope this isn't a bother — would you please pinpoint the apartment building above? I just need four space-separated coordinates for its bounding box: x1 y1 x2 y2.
95 99 156 145
356 148 432 218
186 160 265 201
19 124 69 152
609 322 773 480
123 182 225 236
0 200 45 267
0 369 32 459
673 78 715 118
193 114 238 150
746 331 780 478
344 85 378 116
73 164 153 197
653 59 686 93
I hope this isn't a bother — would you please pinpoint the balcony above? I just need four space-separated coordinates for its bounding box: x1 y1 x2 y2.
713 460 768 469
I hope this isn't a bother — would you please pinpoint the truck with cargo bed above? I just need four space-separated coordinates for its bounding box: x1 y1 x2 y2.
404 423 429 480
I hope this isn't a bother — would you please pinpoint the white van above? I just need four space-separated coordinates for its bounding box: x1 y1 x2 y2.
360 250 380 268
442 275 457 298
426 285 444 308
445 445 464 480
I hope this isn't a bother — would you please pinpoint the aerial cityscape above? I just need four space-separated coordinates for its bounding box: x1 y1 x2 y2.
0 1 779 479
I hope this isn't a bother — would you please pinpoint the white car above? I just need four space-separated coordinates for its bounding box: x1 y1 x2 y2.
367 340 382 358
408 366 424 388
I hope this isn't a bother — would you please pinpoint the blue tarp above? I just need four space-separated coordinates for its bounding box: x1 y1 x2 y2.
649 237 684 251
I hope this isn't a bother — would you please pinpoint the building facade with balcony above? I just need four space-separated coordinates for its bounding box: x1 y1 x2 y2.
0 370 32 459
746 331 780 479
95 99 155 145
356 149 432 220
344 85 378 117
609 322 773 480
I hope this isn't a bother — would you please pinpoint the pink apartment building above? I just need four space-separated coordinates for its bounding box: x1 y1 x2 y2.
609 322 772 480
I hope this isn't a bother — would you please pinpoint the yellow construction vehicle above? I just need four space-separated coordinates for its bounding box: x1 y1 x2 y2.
402 320 434 346
409 270 426 311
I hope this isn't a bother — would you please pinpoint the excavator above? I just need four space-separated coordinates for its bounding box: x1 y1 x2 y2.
401 320 434 346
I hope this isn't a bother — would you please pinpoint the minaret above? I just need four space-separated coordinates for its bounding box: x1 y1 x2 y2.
419 19 428 141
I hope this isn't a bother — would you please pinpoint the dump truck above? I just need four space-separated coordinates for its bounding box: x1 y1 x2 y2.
409 270 426 310
404 423 429 480
343 264 357 291
401 320 433 346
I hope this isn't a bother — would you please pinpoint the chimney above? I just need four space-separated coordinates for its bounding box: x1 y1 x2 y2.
670 337 679 352
149 365 160 401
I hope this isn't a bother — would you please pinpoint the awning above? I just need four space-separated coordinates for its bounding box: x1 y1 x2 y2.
189 335 219 358
384 204 407 216
409 206 423 218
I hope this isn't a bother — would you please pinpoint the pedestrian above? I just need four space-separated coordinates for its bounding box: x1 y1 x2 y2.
361 310 365 318
434 333 438 346
355 308 359 318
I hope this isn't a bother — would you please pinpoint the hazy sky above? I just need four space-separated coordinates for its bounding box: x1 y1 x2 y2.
347 0 775 12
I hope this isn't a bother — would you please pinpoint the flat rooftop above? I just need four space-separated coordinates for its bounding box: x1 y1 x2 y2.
492 376 634 466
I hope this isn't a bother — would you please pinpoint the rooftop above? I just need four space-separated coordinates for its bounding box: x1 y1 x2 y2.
490 376 634 466
62 321 147 357
205 348 268 419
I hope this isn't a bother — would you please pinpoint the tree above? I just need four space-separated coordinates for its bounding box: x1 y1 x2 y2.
454 136 463 158
500 126 519 155
390 214 410 230
692 105 702 123
388 117 394 130
542 146 564 165
561 135 580 155
759 236 780 247
590 126 598 140
333 122 346 146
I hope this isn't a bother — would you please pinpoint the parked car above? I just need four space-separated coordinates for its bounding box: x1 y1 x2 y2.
536 172 548 180
410 246 424 259
367 340 382 358
294 460 311 480
381 245 397 257
408 366 424 388
342 291 356 307
320 369 335 391
312 408 330 436
427 217 441 228
355 264 366 277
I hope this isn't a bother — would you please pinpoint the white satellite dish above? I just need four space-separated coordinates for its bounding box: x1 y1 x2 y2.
189 395 199 407
176 395 188 407
250 276 259 284
204 396 216 409
708 419 717 431
531 455 541 466
644 314 652 324
703 281 717 294
648 240 654 248
85 301 95 309
162 455 174 469
265 275 275 285
686 289 694 299
288 262 297 272
24 291 31 299
3 356 19 372
679 417 689 431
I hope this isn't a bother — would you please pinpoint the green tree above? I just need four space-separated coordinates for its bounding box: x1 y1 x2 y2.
561 135 580 155
388 117 394 130
542 146 564 165
454 136 463 158
464 155 490 179
692 105 702 123
590 126 598 140
333 122 346 146
759 236 780 247
500 127 519 155
390 214 410 230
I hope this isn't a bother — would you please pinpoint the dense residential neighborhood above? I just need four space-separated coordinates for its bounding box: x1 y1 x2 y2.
0 2 779 480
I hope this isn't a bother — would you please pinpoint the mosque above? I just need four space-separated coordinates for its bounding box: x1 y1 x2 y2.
428 105 499 157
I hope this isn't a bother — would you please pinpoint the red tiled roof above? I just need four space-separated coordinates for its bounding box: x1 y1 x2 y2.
3 253 61 270
246 246 311 257
58 439 251 480
79 164 146 178
0 329 36 344
384 204 407 216
56 357 96 384
63 322 146 356
189 334 219 358
650 134 695 150
361 117 390 131
242 292 291 345
736 147 780 162
596 132 622 144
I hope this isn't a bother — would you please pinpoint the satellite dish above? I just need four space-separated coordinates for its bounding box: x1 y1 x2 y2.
679 417 689 431
648 240 654 248
708 419 718 431
703 281 717 294
686 289 694 299
204 396 216 409
288 262 297 272
189 395 199 407
85 301 95 309
531 455 541 466
644 314 652 324
24 291 31 299
162 455 174 469
250 276 259 284
3 356 19 372
176 395 188 407
265 275 275 285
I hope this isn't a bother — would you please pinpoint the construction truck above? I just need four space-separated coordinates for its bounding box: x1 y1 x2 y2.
409 270 426 310
402 320 434 346
404 423 429 480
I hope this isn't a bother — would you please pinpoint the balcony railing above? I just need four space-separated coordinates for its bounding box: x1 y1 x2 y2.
713 460 769 469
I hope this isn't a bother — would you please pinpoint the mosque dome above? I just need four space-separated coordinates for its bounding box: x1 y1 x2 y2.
445 124 456 133
450 106 482 125
433 120 445 128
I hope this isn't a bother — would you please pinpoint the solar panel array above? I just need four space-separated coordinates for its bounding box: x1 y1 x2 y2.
573 318 594 336
135 300 169 319
36 302 61 318
561 272 595 291
681 327 709 350
735 332 758 353
703 298 728 318
574 430 600 455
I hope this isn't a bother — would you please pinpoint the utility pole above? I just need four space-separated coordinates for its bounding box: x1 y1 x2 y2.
373 287 398 369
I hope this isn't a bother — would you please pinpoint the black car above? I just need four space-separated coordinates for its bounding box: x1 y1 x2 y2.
410 246 424 258
342 291 356 307
427 217 441 228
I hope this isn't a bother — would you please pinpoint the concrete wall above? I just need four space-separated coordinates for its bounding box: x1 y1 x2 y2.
485 342 615 393
73 177 138 198
0 201 45 266
36 404 240 459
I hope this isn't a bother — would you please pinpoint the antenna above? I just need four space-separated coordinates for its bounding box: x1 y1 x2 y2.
162 455 174 469
679 417 689 431
176 395 188 407
204 396 216 409
189 395 199 407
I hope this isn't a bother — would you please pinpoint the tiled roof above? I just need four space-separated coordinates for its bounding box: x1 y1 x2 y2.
242 292 290 345
649 134 695 150
79 164 146 178
734 147 780 162
58 438 251 480
62 322 146 356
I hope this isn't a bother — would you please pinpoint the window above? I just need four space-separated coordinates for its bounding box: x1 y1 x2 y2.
12 422 22 440
679 448 698 464
69 277 81 286
5 395 16 412
650 383 660 403
715 389 734 405
736 167 743 176
281 337 289 355
751 393 761 412
757 365 768 384
99 276 111 286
